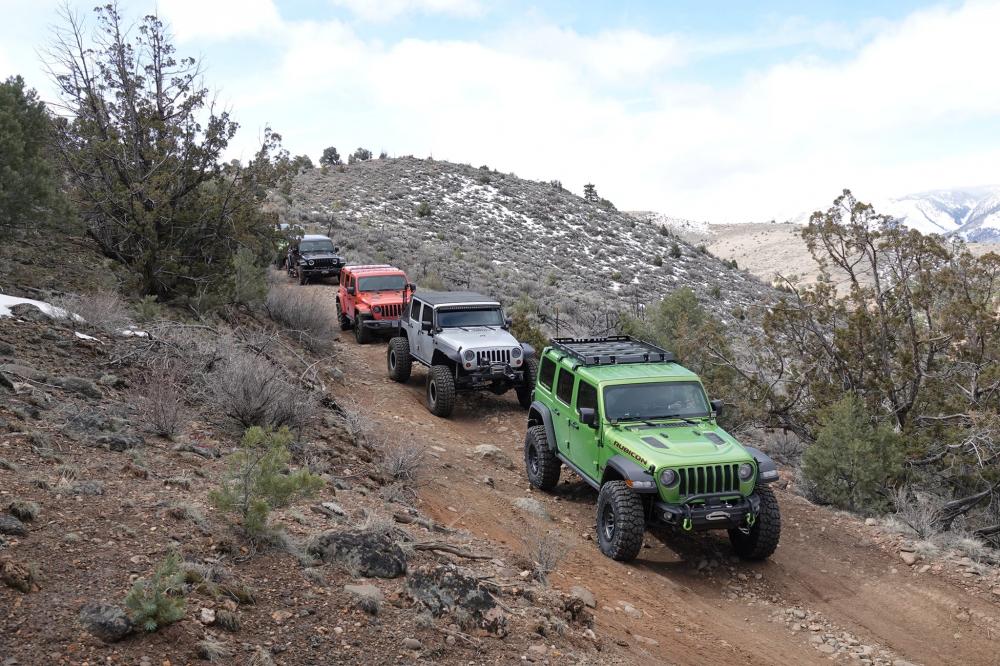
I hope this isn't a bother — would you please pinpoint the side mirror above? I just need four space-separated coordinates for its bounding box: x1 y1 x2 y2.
421 321 433 332
578 407 597 428
407 283 417 292
710 399 724 416
503 317 513 329
346 286 355 295
334 246 340 253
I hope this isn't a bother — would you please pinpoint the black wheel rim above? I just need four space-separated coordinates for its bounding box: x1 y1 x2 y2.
527 442 539 475
600 502 616 541
389 350 396 370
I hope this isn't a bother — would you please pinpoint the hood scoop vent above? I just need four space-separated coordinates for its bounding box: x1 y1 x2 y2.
641 436 668 449
702 432 725 447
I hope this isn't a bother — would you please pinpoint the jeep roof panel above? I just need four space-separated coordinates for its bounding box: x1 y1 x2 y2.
415 290 500 307
550 336 675 365
301 234 332 241
345 264 402 273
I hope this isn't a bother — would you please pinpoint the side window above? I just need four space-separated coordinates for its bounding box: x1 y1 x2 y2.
409 299 421 321
555 367 574 404
421 304 434 325
538 356 556 390
576 380 597 413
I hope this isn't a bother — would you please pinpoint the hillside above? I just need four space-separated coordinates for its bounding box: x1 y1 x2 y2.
288 158 776 331
883 186 1000 241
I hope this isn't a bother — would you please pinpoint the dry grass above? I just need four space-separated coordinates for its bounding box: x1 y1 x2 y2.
53 290 132 334
520 529 568 585
265 286 336 352
139 363 188 439
205 346 317 431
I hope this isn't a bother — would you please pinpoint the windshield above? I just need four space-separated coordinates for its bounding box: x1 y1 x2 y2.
436 307 504 328
298 240 335 253
603 381 710 422
358 274 406 292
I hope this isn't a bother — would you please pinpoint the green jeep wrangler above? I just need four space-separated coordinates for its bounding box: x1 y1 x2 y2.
524 336 781 562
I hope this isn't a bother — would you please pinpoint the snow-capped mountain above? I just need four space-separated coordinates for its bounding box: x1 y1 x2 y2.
883 186 1000 241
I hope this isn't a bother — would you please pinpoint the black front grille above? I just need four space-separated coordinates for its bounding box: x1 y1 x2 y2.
476 349 511 366
376 303 403 319
310 257 335 267
677 464 740 496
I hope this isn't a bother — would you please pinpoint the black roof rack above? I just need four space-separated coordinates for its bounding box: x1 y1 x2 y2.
549 336 676 366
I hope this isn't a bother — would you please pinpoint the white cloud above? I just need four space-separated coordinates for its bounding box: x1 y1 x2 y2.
329 0 484 22
159 0 281 41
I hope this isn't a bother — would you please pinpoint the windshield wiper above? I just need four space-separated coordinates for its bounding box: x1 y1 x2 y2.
646 414 701 425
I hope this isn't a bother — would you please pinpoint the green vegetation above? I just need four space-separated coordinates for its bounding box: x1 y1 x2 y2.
0 76 67 236
320 146 341 166
210 427 323 541
48 5 287 300
509 296 549 355
124 552 186 632
669 242 682 259
415 202 433 217
802 396 903 513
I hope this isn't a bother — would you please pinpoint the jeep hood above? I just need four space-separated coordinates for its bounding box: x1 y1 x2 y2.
436 327 519 350
610 423 752 465
300 251 341 260
357 291 404 305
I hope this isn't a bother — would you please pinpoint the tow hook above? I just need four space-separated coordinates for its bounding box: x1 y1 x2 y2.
682 505 693 532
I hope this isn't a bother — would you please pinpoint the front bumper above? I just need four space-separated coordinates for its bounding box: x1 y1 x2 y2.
653 493 760 531
459 365 524 388
359 317 400 330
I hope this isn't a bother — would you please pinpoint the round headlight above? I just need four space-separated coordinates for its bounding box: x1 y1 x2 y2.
463 350 476 362
372 305 382 314
659 469 678 487
738 462 755 481
511 346 523 358
307 259 314 266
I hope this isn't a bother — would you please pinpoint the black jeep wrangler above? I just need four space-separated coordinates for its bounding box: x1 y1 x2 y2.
287 234 346 285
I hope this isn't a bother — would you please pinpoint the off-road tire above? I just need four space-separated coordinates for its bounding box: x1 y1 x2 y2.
596 480 645 562
354 316 372 344
336 302 352 331
515 356 539 408
298 268 307 285
524 424 560 491
426 364 456 417
729 484 781 561
387 337 413 383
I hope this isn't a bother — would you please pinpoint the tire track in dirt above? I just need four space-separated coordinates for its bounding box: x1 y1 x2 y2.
316 291 1000 665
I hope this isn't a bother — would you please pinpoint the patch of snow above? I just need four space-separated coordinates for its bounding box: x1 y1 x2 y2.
74 331 101 342
0 293 79 321
120 328 149 338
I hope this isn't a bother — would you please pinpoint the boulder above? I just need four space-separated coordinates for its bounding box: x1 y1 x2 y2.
512 497 550 520
473 444 514 469
9 304 48 322
1 556 36 592
94 434 145 452
51 376 102 399
307 530 407 578
0 364 48 382
79 603 133 643
569 585 597 608
0 515 27 536
406 564 504 634
344 584 383 613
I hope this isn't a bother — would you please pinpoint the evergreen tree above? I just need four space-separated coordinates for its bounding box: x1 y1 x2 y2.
320 146 341 166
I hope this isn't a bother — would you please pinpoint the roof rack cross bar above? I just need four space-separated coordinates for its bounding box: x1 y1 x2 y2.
549 336 677 366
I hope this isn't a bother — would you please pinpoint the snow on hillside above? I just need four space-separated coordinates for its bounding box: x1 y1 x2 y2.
883 186 1000 241
288 158 777 332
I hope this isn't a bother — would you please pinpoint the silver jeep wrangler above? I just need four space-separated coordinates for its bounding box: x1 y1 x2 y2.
386 290 538 417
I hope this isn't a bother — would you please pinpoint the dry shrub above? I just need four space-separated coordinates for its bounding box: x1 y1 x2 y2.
520 529 568 585
377 438 424 484
206 347 317 430
265 287 336 351
891 486 946 539
53 290 132 334
139 362 188 439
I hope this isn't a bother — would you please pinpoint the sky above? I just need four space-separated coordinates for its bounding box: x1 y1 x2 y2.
1 0 998 222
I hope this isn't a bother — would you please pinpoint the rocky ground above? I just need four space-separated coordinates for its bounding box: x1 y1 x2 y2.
285 158 776 333
0 233 616 665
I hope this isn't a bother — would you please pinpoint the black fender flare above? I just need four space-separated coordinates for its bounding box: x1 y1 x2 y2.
528 401 557 451
744 446 780 483
520 342 537 358
602 455 658 493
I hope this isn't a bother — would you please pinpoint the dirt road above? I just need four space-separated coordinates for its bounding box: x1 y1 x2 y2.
323 300 1000 666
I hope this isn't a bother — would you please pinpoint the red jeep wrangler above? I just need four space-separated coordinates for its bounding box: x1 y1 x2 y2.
337 265 413 344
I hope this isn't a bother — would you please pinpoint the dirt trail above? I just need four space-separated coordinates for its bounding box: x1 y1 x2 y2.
323 295 1000 666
